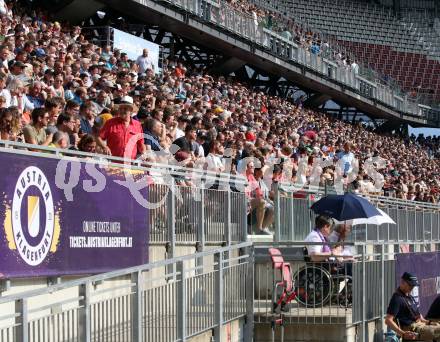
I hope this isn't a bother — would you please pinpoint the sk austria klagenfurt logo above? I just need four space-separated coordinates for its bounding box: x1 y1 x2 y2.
3 166 61 266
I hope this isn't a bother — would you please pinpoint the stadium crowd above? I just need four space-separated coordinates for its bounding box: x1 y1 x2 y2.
0 0 439 216
225 0 357 72
223 0 336 61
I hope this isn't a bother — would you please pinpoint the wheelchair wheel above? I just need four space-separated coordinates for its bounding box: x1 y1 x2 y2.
294 265 332 307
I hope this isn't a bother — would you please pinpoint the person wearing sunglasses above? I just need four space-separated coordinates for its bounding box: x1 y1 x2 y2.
23 107 53 146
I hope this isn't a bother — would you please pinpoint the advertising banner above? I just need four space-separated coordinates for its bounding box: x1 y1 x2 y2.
395 252 440 315
0 152 149 278
112 27 160 73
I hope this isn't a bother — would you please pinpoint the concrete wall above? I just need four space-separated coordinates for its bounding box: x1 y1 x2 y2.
188 319 245 342
254 320 385 342
254 323 349 342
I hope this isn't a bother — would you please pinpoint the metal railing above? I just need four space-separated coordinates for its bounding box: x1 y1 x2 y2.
273 183 440 243
156 0 440 121
0 140 248 254
255 244 353 326
254 241 439 340
0 242 254 342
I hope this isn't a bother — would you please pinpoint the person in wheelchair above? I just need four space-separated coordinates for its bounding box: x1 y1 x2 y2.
298 215 352 307
304 215 333 261
385 272 440 341
305 216 352 277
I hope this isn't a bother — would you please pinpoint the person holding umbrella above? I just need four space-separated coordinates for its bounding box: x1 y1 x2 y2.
329 223 354 259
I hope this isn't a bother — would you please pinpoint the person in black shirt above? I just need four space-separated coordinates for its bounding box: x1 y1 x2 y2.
427 295 440 321
385 272 440 340
172 124 197 155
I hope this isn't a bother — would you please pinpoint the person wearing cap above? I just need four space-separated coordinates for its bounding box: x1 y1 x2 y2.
385 272 440 340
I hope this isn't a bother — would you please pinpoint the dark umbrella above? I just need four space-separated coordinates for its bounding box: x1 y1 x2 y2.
310 193 381 221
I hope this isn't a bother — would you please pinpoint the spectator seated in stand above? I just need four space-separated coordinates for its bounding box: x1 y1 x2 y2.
245 161 274 235
0 0 437 205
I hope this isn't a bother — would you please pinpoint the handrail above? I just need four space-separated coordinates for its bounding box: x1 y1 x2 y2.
0 139 247 185
0 241 253 304
245 0 440 117
277 182 440 209
2 138 436 210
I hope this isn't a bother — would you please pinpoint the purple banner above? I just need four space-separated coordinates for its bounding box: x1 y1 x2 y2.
0 151 149 278
396 252 440 315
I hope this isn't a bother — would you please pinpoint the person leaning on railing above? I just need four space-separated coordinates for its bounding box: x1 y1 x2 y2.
385 272 440 341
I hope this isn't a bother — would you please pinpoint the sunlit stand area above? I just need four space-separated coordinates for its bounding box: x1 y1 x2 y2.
0 142 439 342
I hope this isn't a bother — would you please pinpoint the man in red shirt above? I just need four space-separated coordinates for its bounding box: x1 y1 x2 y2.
97 97 146 160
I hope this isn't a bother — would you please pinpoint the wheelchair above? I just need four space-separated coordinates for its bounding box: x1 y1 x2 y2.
293 248 352 308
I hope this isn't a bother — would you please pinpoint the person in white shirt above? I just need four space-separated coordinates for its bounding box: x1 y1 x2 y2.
0 45 9 71
304 215 334 262
0 74 11 107
328 223 354 278
359 174 376 194
351 60 359 75
0 0 7 16
205 140 224 173
136 49 155 74
175 116 188 139
336 142 356 176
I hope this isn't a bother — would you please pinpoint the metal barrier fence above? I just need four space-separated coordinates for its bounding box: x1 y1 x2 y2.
274 183 440 243
254 242 439 341
254 245 353 326
154 0 439 119
0 242 254 342
148 183 247 245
